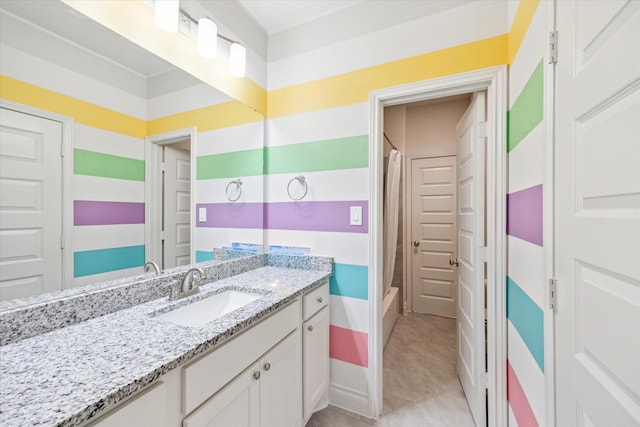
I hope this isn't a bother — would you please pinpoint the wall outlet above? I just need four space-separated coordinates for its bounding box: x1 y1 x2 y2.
350 206 362 226
198 207 207 222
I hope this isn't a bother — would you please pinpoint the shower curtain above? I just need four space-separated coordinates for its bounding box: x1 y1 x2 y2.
383 149 402 297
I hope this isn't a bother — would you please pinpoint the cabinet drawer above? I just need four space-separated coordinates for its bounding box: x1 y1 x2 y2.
303 282 329 321
183 300 300 415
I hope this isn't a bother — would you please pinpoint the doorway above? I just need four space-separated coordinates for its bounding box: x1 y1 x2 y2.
145 128 196 270
369 66 507 426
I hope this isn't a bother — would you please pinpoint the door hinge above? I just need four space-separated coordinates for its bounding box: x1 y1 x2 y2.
478 121 487 139
60 234 64 250
548 31 558 64
479 246 488 262
60 142 64 157
160 161 166 172
548 278 557 311
160 231 166 241
481 371 488 389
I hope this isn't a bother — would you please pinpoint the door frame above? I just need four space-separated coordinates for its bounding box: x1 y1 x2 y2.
145 127 196 268
369 65 507 425
1 99 74 287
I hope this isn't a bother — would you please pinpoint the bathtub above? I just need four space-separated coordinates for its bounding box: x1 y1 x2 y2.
382 286 400 350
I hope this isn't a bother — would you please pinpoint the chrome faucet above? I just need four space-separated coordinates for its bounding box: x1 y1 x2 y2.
144 261 160 275
169 267 206 300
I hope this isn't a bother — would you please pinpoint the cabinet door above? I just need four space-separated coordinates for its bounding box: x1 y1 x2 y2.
260 329 302 427
303 306 330 422
183 363 260 427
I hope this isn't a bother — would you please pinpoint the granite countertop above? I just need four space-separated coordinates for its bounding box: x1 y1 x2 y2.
0 266 331 426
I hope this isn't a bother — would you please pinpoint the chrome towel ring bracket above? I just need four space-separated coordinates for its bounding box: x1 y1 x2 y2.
226 179 242 202
287 175 308 201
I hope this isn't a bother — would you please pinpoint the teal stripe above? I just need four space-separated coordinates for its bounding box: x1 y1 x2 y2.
74 149 145 181
265 135 368 175
74 245 145 277
197 148 263 180
507 59 543 152
196 250 213 262
330 263 368 300
507 276 544 371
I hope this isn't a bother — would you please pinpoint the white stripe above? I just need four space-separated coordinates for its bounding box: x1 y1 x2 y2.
330 359 368 396
75 124 144 159
509 3 546 108
196 176 264 204
265 168 369 203
508 405 518 427
74 175 144 203
194 227 264 252
147 83 233 120
264 230 369 265
507 235 544 307
0 44 146 119
73 224 144 252
72 266 143 288
508 321 545 424
196 122 264 156
330 295 369 334
268 1 507 90
266 102 368 147
508 123 545 193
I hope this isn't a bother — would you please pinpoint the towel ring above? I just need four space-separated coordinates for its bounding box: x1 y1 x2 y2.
226 179 242 202
287 175 308 201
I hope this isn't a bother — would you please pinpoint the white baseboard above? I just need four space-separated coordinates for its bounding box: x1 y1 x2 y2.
328 384 370 417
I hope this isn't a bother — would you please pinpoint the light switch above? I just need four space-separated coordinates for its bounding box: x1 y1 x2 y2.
198 207 207 222
350 206 362 226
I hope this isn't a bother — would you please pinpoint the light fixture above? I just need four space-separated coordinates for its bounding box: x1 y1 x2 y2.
197 18 217 58
229 43 246 78
155 0 179 32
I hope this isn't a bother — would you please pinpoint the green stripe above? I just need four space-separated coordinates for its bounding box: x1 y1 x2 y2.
330 263 368 300
197 148 264 180
74 245 145 277
74 149 145 181
265 135 368 175
507 276 544 371
507 59 543 152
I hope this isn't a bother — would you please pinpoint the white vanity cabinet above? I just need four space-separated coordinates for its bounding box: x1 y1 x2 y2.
183 329 301 427
302 282 330 422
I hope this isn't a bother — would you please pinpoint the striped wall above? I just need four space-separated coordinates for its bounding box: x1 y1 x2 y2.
263 0 509 414
506 1 546 425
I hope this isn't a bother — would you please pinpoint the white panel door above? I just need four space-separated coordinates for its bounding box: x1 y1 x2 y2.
0 108 63 301
555 2 640 426
163 144 191 269
455 92 486 427
411 155 458 317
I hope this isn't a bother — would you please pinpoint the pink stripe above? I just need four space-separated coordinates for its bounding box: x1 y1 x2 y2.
507 359 539 427
329 325 368 367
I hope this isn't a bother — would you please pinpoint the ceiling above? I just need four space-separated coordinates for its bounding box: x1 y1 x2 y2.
237 0 365 35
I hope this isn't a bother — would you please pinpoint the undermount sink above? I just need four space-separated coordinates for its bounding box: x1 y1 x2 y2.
156 290 262 327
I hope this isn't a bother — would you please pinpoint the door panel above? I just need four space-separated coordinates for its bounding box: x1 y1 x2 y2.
455 91 486 427
411 156 457 317
556 1 640 426
163 144 191 269
0 108 62 301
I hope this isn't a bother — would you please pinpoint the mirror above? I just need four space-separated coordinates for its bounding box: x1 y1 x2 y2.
0 1 264 305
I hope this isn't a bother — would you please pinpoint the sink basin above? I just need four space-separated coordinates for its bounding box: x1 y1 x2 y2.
156 290 262 327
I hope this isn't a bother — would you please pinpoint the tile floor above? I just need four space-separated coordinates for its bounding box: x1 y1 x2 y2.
306 313 476 426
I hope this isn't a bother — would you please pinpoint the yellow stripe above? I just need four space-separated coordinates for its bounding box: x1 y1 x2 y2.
147 100 263 135
267 35 507 119
508 0 541 65
0 75 146 138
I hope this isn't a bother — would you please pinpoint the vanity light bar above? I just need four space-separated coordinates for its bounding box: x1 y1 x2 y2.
154 1 246 77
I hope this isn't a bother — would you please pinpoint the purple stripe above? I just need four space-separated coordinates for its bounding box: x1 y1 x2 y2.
74 200 144 226
265 201 368 233
196 203 264 229
507 184 543 246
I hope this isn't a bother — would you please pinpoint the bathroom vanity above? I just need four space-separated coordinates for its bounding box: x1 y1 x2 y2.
0 253 332 426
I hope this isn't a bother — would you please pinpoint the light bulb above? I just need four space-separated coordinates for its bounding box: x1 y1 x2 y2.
229 43 246 78
198 18 217 58
155 0 179 32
